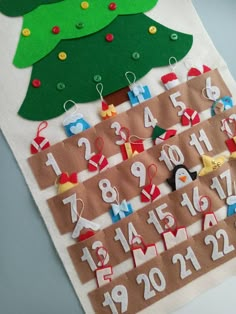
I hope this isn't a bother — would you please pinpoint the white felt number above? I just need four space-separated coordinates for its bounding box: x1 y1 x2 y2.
45 153 62 176
172 246 201 280
159 145 184 171
181 187 209 216
136 267 166 300
81 241 109 271
103 285 128 314
114 223 140 253
78 137 93 160
62 193 78 223
189 129 213 155
111 121 127 145
131 161 146 187
147 203 175 234
169 91 186 116
221 114 236 137
99 179 117 203
210 169 232 200
206 77 220 101
204 229 235 261
144 107 157 128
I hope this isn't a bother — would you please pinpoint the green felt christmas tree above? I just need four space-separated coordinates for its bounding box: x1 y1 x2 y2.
1 0 193 120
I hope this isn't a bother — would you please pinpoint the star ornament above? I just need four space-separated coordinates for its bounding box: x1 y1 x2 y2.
199 155 226 176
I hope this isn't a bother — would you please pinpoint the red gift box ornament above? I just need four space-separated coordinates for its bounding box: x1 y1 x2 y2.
119 127 144 160
95 246 113 288
88 136 109 172
30 121 50 154
70 198 100 242
162 214 188 250
198 195 218 231
131 235 158 268
222 117 236 153
141 164 160 203
96 83 116 120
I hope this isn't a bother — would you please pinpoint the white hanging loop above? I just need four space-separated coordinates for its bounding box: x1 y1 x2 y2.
72 198 85 222
113 186 120 205
125 71 136 86
96 83 104 101
169 56 178 72
63 99 77 113
184 58 193 70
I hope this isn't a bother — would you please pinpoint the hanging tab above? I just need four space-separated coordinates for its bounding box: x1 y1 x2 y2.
96 83 117 120
161 56 180 90
88 137 109 172
141 164 160 202
125 71 151 107
30 121 51 154
130 235 158 268
62 100 90 137
95 246 113 288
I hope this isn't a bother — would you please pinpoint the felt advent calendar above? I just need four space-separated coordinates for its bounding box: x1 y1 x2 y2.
1 0 236 313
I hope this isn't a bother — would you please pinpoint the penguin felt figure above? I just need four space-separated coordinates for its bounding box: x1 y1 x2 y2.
167 165 197 191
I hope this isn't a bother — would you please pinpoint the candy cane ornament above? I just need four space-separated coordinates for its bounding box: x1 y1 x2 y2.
30 121 50 154
88 137 109 172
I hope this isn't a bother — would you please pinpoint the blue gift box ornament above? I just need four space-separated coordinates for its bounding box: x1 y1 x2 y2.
110 200 133 223
63 100 90 137
226 195 236 217
128 83 151 107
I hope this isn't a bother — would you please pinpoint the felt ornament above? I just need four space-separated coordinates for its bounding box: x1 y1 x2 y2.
222 118 236 153
63 100 90 137
96 83 117 120
110 199 133 223
162 215 188 250
71 198 100 242
13 1 159 67
211 96 233 116
187 64 211 80
0 0 62 17
152 125 177 145
95 247 113 288
160 57 180 90
119 127 144 160
17 14 193 120
198 195 218 231
131 235 158 268
125 72 151 106
198 155 226 176
88 137 109 172
167 165 197 191
181 108 200 126
57 172 78 194
30 121 50 154
227 196 236 217
140 164 160 203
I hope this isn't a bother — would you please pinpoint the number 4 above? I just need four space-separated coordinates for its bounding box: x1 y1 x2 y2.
144 107 157 128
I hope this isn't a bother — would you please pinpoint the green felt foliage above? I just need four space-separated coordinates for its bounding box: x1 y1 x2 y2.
0 0 63 17
13 0 159 67
18 14 193 121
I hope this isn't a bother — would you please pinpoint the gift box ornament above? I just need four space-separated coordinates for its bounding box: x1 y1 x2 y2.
70 198 100 242
96 83 117 120
211 96 233 116
88 137 109 172
95 246 113 288
63 100 90 137
162 214 188 250
152 125 177 145
30 121 50 154
125 71 151 106
110 199 133 223
131 235 158 268
118 127 144 160
57 172 78 194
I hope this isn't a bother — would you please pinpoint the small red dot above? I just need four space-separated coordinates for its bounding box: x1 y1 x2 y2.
106 33 114 42
109 2 117 10
32 79 41 88
52 26 60 34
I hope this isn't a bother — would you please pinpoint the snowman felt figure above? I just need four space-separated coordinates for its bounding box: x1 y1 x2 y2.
167 165 197 191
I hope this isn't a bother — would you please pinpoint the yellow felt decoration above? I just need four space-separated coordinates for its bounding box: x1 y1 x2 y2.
199 155 226 176
101 104 117 120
